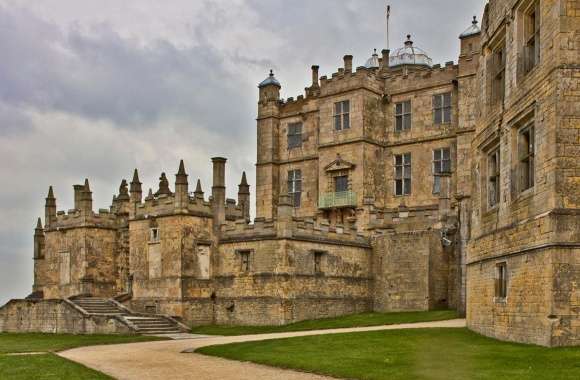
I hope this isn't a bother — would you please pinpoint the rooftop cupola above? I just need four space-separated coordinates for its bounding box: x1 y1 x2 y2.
258 69 281 89
365 49 380 69
389 35 433 68
459 16 481 39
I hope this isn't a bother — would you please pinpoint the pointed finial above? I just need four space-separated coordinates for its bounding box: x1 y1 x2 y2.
177 160 186 176
47 186 55 199
36 217 43 229
240 172 248 186
131 168 140 184
84 178 91 192
195 179 203 194
472 15 478 25
269 69 274 77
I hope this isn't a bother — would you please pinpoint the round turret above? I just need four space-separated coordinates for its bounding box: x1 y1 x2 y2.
389 35 433 68
258 70 281 88
364 49 380 69
459 16 481 39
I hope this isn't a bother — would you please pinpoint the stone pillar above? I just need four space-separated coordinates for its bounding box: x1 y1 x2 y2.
175 160 189 210
212 157 227 231
130 169 142 204
277 194 293 238
343 55 353 73
45 186 56 228
238 171 250 222
311 65 319 87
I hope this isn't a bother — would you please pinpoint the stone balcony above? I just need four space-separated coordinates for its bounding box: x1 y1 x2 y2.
318 191 357 209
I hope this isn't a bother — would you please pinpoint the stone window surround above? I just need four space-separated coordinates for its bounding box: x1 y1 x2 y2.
287 169 302 208
287 122 303 149
149 227 160 244
494 261 508 303
433 92 452 125
518 0 541 76
312 250 326 275
433 147 452 194
487 29 507 107
509 107 536 198
395 100 412 132
487 147 501 210
394 153 412 196
333 99 351 131
236 249 253 273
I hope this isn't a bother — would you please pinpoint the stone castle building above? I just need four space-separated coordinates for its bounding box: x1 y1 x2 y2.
1 0 578 347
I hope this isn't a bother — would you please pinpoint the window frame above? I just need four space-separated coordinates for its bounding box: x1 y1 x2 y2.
433 148 452 194
287 122 303 149
433 93 452 125
238 250 251 273
287 169 302 208
518 123 535 192
333 100 351 131
495 262 508 301
314 251 324 274
395 100 412 132
491 40 506 105
149 228 160 243
334 175 349 193
522 0 541 75
487 148 501 209
394 153 412 196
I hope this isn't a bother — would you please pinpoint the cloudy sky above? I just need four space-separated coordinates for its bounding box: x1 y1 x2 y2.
0 0 485 305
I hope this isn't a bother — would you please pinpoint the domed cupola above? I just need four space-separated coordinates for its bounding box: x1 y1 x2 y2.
459 16 481 39
364 49 380 69
389 35 433 68
258 69 281 88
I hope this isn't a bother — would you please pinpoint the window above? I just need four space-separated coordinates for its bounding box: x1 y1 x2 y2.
335 175 349 193
314 251 324 274
240 250 251 272
288 170 302 207
518 124 535 191
149 228 160 243
433 148 451 194
523 1 540 74
287 122 303 149
395 101 412 131
334 100 350 130
433 93 452 124
495 262 508 300
488 148 501 208
394 153 412 196
491 42 506 105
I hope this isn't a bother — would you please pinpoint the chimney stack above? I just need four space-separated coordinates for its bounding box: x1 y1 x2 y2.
343 55 353 73
34 218 45 260
80 178 93 215
311 65 320 87
381 49 390 71
211 157 227 231
73 184 84 210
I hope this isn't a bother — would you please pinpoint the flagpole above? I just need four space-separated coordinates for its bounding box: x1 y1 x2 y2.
386 5 391 50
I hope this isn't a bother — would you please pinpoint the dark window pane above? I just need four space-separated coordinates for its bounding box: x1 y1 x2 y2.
396 103 402 114
343 114 350 129
334 115 341 130
404 115 411 130
435 110 442 124
433 95 442 108
396 180 403 195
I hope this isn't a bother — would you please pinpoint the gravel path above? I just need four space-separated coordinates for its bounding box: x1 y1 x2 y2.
58 318 466 380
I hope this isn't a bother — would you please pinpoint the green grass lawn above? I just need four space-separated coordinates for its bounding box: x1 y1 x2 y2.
191 309 458 336
0 333 167 380
197 328 580 380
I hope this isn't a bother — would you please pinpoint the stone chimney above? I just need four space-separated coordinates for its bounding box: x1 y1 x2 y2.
343 55 353 73
73 184 84 210
211 157 227 231
238 171 250 222
381 49 390 71
45 186 56 228
79 178 93 215
175 160 189 210
311 65 320 87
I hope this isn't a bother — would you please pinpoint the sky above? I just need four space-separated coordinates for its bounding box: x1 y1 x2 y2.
0 0 486 305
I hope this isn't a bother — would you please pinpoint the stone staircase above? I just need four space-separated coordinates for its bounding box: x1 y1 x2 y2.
69 296 185 335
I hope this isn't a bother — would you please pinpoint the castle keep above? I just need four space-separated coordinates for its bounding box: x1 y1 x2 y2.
1 0 578 347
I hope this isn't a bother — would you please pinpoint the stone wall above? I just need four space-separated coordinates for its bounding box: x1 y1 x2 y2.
0 299 133 334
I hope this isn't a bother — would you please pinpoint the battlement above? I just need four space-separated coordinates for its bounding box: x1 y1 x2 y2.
48 208 120 230
385 61 458 93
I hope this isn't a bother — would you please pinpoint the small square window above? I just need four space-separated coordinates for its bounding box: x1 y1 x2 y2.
314 251 324 274
433 93 452 124
335 175 349 193
239 251 251 272
395 101 412 132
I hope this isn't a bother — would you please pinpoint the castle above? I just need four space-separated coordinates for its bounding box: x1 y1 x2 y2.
1 0 578 347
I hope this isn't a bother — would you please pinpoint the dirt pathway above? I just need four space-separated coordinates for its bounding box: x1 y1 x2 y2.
59 318 466 380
